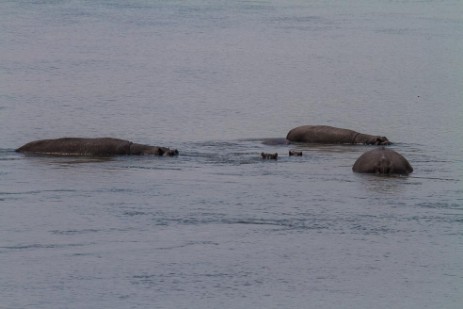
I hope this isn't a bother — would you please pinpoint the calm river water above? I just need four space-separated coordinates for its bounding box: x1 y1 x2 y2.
1 1 462 308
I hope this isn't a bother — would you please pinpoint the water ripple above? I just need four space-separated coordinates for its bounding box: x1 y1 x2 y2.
0 242 91 252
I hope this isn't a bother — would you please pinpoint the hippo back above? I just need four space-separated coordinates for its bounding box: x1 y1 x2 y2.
287 125 358 144
353 147 413 175
16 137 131 156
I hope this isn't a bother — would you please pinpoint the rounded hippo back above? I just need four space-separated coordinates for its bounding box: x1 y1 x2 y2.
16 137 131 156
286 125 390 145
16 137 178 157
352 147 413 175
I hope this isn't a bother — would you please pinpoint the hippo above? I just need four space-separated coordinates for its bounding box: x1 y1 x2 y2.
352 147 413 175
15 137 179 157
289 150 303 156
286 125 391 145
261 152 278 160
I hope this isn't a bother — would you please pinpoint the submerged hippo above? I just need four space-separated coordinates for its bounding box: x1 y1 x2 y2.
289 150 303 156
352 147 413 175
16 137 179 157
261 152 278 160
286 125 391 145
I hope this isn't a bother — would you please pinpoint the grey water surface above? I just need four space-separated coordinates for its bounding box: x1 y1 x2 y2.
1 1 462 308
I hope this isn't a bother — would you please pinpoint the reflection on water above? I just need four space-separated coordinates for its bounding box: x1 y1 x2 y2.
354 173 411 194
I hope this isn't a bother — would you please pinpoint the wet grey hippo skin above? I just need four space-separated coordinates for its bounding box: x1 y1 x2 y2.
286 125 391 145
261 152 278 160
289 150 302 156
16 137 179 157
352 147 413 175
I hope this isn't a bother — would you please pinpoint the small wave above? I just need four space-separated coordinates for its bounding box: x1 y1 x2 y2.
50 229 100 235
120 212 425 235
416 202 463 210
123 210 147 216
0 243 89 251
0 189 77 196
408 175 460 182
148 215 331 231
0 149 21 161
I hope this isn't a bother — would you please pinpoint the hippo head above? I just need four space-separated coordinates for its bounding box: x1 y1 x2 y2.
129 143 178 156
261 152 278 160
289 150 303 156
144 147 179 156
374 136 391 145
356 134 392 145
163 149 179 156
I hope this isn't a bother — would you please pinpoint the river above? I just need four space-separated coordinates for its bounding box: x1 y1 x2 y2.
1 1 462 308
